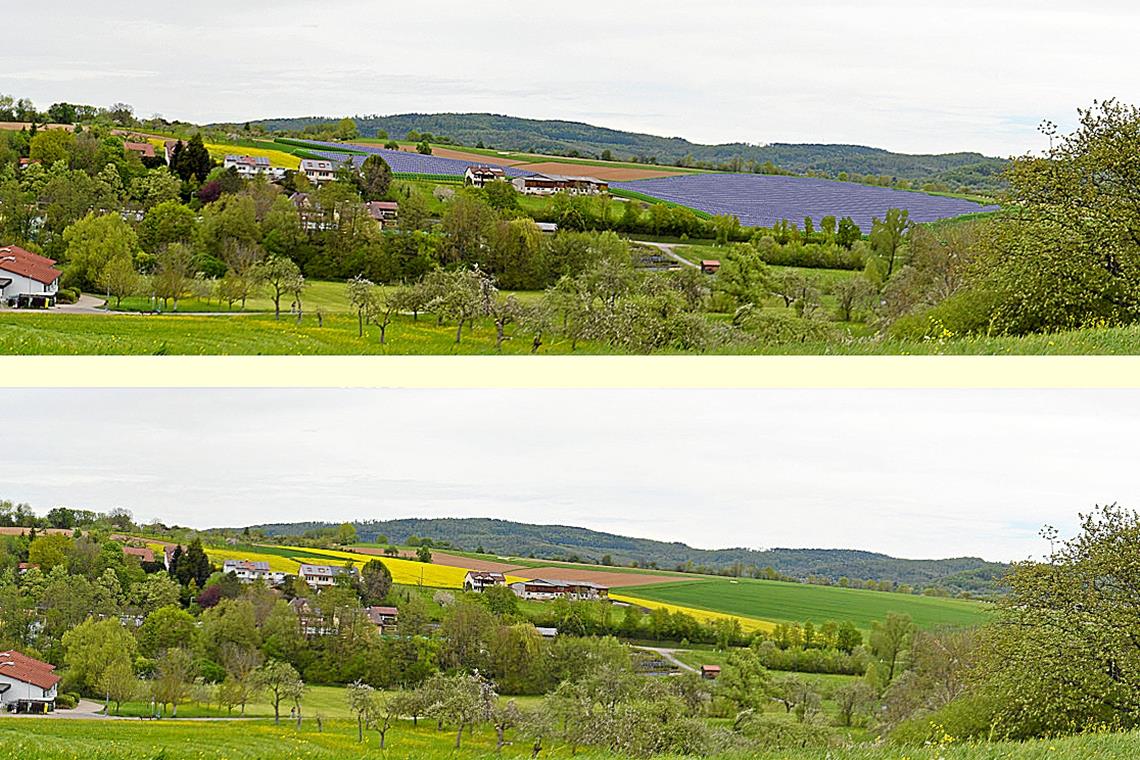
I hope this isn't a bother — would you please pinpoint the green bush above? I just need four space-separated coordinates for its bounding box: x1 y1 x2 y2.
54 693 78 709
890 692 1002 745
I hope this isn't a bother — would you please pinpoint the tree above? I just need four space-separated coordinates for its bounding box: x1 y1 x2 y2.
254 255 304 320
63 212 141 291
171 133 212 183
421 672 494 749
347 680 375 743
416 140 432 155
713 244 770 307
833 681 876 727
96 254 139 308
416 545 433 563
254 660 304 724
870 612 915 684
832 276 875 322
715 648 769 713
360 560 393 605
870 208 910 278
62 617 138 694
152 242 194 311
29 129 74 166
97 655 136 715
347 275 379 337
836 216 862 249
358 154 393 201
152 647 195 717
137 605 197 657
976 504 1140 739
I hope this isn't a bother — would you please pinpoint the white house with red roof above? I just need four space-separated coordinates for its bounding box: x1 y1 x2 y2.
0 651 60 713
0 245 62 307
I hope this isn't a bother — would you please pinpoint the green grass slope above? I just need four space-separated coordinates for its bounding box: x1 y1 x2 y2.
621 578 991 630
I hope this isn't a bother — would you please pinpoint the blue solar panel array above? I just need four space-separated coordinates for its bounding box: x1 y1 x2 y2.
305 142 530 177
612 174 998 230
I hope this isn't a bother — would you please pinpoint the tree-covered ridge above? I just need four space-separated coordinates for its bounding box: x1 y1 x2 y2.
240 113 1009 192
244 517 1007 594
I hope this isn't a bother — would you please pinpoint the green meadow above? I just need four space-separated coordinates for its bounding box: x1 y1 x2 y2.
3 718 1139 760
622 578 991 630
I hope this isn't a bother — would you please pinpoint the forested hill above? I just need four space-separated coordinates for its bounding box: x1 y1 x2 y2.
244 517 1008 594
241 112 1009 192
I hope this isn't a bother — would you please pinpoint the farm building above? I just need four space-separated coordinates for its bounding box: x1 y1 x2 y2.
700 665 721 680
0 651 59 713
224 155 287 180
122 546 155 564
300 158 338 185
123 141 156 160
0 245 61 308
509 578 609 601
463 571 506 593
298 564 358 589
365 606 399 633
464 165 507 188
364 200 399 226
700 260 721 275
223 559 287 586
512 173 609 196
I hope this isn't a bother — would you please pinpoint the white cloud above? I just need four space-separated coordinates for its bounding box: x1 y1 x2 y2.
0 0 1134 155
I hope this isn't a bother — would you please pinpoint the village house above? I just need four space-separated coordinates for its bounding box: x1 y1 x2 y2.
463 571 506 593
224 155 287 181
508 578 610 601
223 559 287 586
122 546 155 564
290 193 332 232
16 562 38 575
364 200 399 227
288 598 334 637
123 141 156 160
0 651 60 714
0 245 61 308
511 173 609 196
700 259 722 275
163 140 179 165
298 563 358 589
464 165 507 188
299 158 338 185
162 544 183 571
700 665 721 680
365 606 399 634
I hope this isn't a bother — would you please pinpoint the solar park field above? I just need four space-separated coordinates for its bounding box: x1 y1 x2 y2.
293 138 999 230
197 540 991 633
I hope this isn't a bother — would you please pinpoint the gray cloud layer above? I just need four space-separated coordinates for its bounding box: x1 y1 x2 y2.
2 388 1135 563
1 1 1135 155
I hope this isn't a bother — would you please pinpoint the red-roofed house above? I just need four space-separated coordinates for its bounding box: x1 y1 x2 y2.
123 141 156 159
0 651 60 713
123 546 155 564
0 245 61 307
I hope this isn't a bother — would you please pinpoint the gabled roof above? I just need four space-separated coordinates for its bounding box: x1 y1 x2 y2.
123 141 156 158
0 245 62 285
0 651 60 691
122 546 155 563
466 571 505 581
467 165 506 176
298 564 357 576
300 159 337 171
224 559 272 572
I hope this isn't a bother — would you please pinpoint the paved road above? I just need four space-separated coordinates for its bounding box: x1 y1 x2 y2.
635 645 699 674
633 240 700 270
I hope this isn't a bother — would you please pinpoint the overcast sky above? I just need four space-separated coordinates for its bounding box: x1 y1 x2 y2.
2 388 1135 563
1 1 1135 156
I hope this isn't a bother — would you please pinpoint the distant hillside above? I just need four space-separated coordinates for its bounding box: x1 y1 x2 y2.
243 517 1008 594
239 112 1009 193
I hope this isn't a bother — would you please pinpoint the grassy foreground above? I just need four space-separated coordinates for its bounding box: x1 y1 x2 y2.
2 718 1139 759
4 309 1140 355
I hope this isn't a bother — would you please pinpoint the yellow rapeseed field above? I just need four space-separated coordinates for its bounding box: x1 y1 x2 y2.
609 592 775 633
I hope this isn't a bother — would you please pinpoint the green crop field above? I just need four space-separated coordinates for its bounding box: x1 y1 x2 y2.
2 718 1138 760
621 578 991 630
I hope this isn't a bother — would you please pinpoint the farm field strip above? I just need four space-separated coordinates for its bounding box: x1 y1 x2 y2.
619 578 991 630
614 173 1000 230
610 592 775 632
